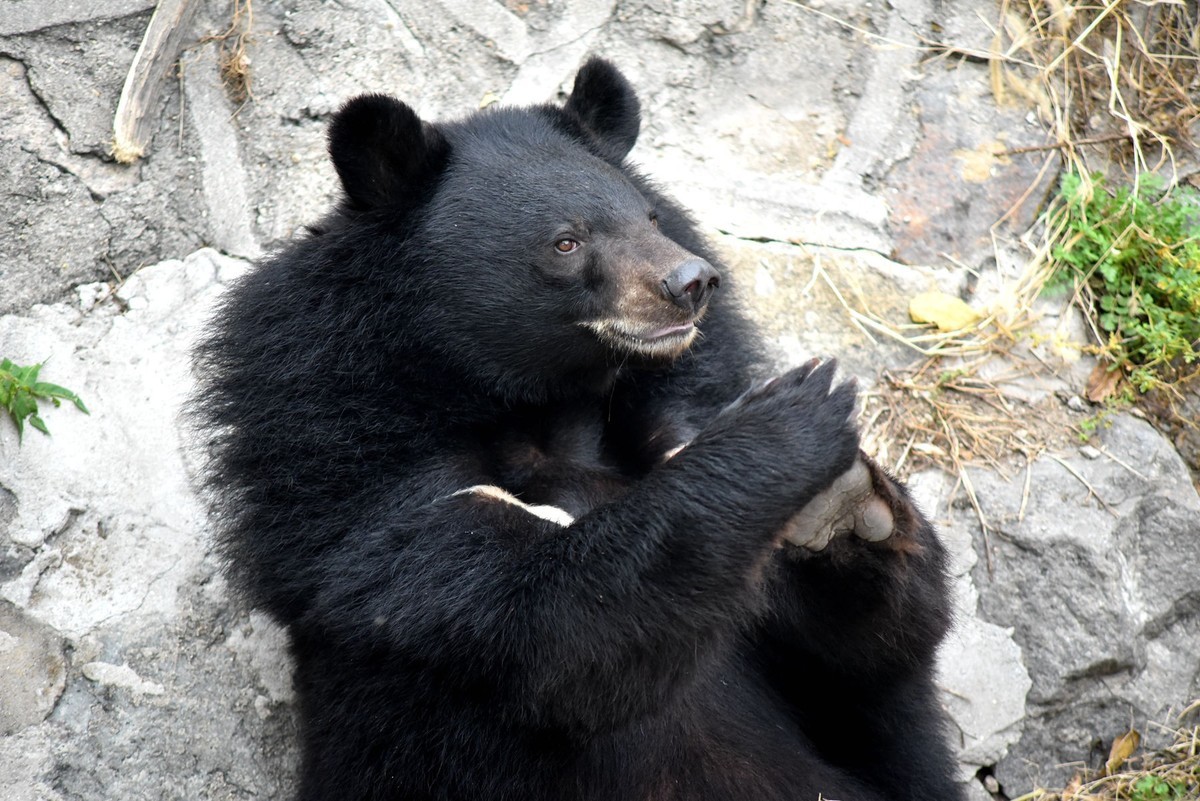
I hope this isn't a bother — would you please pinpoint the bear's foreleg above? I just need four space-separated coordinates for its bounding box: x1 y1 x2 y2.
767 453 952 674
299 362 861 739
754 456 963 800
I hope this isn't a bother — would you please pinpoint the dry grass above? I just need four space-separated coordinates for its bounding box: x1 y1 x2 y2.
854 2 1198 475
856 356 1065 572
983 0 1199 178
962 0 1200 362
786 1 1200 547
206 0 254 105
764 6 1199 790
931 0 1200 352
1013 702 1200 801
860 358 1047 472
818 250 1069 467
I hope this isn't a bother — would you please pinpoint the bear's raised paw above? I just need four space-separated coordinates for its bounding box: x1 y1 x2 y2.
778 457 898 551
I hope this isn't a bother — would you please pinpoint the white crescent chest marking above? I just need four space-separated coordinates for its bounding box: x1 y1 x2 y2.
451 485 576 527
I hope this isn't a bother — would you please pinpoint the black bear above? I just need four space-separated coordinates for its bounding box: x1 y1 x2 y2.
195 59 964 801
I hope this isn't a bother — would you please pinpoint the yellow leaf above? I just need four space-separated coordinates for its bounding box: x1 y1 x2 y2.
1104 729 1139 775
953 140 1012 183
908 291 982 332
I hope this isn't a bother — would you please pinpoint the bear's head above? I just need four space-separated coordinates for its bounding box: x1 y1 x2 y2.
325 59 722 401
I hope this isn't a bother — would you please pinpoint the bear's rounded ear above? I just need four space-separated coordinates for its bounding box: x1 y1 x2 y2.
563 58 641 161
328 94 449 212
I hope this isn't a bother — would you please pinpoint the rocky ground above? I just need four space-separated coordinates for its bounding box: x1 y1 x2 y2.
1 2 1197 800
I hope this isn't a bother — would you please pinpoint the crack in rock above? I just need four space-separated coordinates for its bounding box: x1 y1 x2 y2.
3 53 71 139
715 228 897 263
0 0 156 37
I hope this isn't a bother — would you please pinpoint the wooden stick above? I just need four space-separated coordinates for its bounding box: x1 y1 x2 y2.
996 133 1131 157
113 0 200 164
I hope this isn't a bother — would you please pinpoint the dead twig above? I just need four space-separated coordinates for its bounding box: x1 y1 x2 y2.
112 0 200 163
995 132 1134 156
1046 453 1119 516
201 0 255 105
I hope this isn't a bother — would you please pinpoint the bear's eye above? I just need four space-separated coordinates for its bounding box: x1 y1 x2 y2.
649 213 659 228
554 238 581 254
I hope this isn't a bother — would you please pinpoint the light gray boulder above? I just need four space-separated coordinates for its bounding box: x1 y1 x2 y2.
942 415 1200 792
0 250 298 801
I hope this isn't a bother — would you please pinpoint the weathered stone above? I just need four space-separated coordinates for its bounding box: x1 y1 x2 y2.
0 50 204 315
627 0 884 251
436 0 531 63
910 471 1033 786
0 55 114 313
0 536 34 586
0 601 66 735
618 0 749 48
939 293 1098 407
1 2 1197 799
0 485 17 537
81 661 166 696
0 250 298 800
0 145 113 316
1144 382 1200 480
825 0 928 188
501 0 618 106
181 43 261 260
0 14 149 157
717 235 963 385
942 414 1200 791
886 60 1056 269
0 0 156 37
0 57 139 198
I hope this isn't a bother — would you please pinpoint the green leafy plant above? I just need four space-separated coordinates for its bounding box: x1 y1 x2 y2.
0 358 89 441
1130 775 1186 801
1048 172 1200 392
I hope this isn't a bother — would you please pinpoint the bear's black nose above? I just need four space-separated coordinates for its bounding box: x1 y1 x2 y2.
662 258 721 313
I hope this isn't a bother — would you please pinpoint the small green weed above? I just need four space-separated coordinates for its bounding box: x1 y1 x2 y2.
1048 172 1200 393
1077 392 1133 443
1129 775 1187 801
0 358 89 441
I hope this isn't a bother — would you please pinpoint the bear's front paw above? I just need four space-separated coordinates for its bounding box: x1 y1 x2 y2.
777 458 894 551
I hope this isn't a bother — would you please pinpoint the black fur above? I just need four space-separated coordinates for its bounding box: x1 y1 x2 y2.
194 58 964 801
563 58 641 162
328 93 450 212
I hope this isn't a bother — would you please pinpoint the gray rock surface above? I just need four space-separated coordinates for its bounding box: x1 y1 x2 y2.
0 25 206 316
911 472 1033 784
0 1 157 38
1 1 1198 799
940 415 1200 792
0 251 295 801
0 601 67 736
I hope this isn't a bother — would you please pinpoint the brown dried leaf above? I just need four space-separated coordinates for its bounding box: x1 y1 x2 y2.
1085 362 1123 403
1104 728 1140 775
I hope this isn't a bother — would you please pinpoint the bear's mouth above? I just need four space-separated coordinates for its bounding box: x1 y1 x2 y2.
641 323 696 340
580 318 702 359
